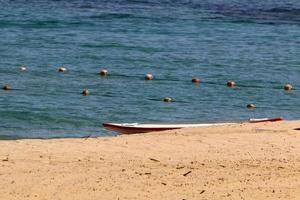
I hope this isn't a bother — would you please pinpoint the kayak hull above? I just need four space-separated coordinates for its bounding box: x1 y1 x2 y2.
103 117 284 134
103 123 181 134
249 117 284 123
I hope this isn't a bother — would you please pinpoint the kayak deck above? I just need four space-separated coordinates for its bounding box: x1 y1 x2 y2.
103 122 235 134
103 117 284 134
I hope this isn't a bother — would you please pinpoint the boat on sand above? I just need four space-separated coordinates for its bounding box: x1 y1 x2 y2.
103 117 284 134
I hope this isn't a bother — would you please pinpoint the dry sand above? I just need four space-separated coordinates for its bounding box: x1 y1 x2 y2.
0 120 300 200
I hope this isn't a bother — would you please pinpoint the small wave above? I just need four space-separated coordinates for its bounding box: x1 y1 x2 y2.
262 7 300 14
213 7 300 25
0 19 92 29
0 20 59 28
87 12 174 23
89 13 135 19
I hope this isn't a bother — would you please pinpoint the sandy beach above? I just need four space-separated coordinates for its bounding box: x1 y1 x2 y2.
1 120 300 200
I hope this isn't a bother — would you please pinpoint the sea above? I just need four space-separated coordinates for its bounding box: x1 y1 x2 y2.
1 0 300 139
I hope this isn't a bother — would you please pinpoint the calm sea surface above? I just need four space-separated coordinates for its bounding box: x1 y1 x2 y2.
1 0 300 139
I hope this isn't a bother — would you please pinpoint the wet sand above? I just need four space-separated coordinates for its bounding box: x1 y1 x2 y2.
1 120 300 199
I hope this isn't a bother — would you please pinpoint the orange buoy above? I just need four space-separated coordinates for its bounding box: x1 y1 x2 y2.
247 103 256 109
227 80 236 87
2 84 12 90
164 97 172 102
192 77 201 84
58 67 67 72
100 69 108 76
82 89 90 96
284 84 293 91
145 73 153 80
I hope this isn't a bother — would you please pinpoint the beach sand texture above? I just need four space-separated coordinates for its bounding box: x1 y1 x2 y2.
1 120 300 200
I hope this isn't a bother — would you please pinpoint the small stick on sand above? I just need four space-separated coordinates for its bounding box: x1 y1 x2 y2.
149 158 160 162
183 171 192 176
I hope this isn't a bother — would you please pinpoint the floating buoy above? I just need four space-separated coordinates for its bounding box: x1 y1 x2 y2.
145 73 153 80
2 84 12 90
247 103 256 109
100 69 108 76
82 89 90 96
192 77 201 84
227 80 236 87
20 66 27 71
58 67 67 72
284 84 293 91
164 97 172 102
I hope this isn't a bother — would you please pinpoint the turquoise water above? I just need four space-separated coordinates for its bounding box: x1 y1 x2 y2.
1 0 300 139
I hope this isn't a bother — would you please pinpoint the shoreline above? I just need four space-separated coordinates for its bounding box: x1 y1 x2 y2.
1 120 300 199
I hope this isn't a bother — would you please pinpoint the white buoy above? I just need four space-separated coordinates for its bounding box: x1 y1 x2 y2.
247 103 256 109
82 89 90 96
20 66 27 71
145 73 154 80
284 84 293 91
164 97 172 102
100 69 108 76
2 84 12 90
58 67 67 72
192 77 201 84
227 80 236 87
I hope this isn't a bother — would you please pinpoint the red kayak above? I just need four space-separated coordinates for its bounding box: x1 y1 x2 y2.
249 117 284 123
103 117 284 134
